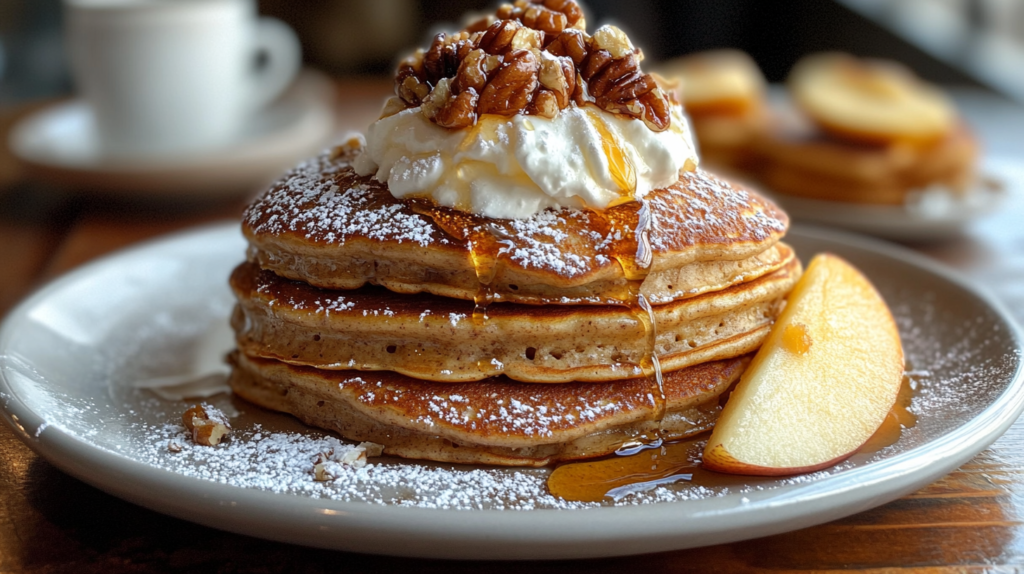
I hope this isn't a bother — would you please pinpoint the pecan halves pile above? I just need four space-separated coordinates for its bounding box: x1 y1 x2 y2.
549 27 671 131
387 0 672 131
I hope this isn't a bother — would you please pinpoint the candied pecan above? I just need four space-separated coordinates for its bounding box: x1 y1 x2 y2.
423 32 480 85
571 73 590 106
510 26 543 51
613 88 671 131
587 53 636 99
573 37 669 130
395 55 429 106
447 36 477 74
182 404 231 447
638 88 671 130
423 34 447 83
479 49 540 115
590 53 655 104
531 89 559 118
591 24 635 58
388 0 670 131
604 71 657 104
580 49 615 82
558 57 576 103
542 0 585 28
435 88 480 129
546 29 588 65
499 0 585 39
537 52 574 108
478 19 521 55
521 4 567 37
421 77 452 120
496 2 515 19
453 49 495 93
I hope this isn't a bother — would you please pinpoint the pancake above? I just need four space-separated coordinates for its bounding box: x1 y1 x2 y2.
657 50 769 174
231 256 798 383
690 110 767 172
752 120 978 204
242 144 789 306
229 352 750 467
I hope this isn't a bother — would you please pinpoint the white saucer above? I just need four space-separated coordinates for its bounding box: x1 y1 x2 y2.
753 86 1014 242
8 70 337 197
766 168 1007 242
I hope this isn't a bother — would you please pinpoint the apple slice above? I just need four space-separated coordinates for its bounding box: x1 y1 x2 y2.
789 52 955 145
703 253 904 476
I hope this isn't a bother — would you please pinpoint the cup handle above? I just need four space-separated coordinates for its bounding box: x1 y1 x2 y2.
247 17 301 112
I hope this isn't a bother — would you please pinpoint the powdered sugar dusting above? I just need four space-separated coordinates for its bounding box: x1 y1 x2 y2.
244 149 444 248
244 143 788 281
333 372 651 439
131 419 595 509
646 170 788 252
505 210 595 277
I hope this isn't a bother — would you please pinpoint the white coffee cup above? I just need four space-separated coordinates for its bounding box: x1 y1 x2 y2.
65 0 301 159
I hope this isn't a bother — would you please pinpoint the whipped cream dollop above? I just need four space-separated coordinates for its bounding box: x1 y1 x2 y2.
352 104 699 219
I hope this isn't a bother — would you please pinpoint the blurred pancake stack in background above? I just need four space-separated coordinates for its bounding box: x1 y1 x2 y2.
660 51 980 207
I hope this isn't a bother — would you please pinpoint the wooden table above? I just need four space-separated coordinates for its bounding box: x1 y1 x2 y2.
2 83 1024 572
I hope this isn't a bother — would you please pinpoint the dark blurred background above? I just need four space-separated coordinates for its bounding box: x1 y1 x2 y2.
3 0 1023 104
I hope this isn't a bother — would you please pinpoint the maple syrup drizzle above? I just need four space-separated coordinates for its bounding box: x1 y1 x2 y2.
407 199 514 377
615 437 664 456
548 368 921 502
618 198 668 427
859 370 919 453
589 109 638 197
548 436 756 503
407 200 504 317
584 125 666 444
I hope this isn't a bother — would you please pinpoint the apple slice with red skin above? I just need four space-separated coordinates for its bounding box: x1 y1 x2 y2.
702 253 904 476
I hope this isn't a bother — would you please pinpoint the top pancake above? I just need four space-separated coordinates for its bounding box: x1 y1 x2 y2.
243 144 789 305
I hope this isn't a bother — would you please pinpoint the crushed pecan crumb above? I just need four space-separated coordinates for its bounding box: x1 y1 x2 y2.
388 0 671 131
311 442 385 481
182 404 231 446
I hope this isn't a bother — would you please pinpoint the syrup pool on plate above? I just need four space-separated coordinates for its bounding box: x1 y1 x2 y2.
548 368 920 502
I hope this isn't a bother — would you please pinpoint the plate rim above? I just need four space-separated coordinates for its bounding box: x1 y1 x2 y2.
1 222 1022 560
767 187 1005 242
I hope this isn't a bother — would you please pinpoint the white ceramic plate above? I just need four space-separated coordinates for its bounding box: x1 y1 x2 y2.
1 223 1022 560
7 70 336 196
767 175 1005 242
750 88 1015 242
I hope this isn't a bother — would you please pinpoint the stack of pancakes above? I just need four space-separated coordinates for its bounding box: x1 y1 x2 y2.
228 144 799 467
657 50 769 174
662 51 978 206
750 113 977 205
